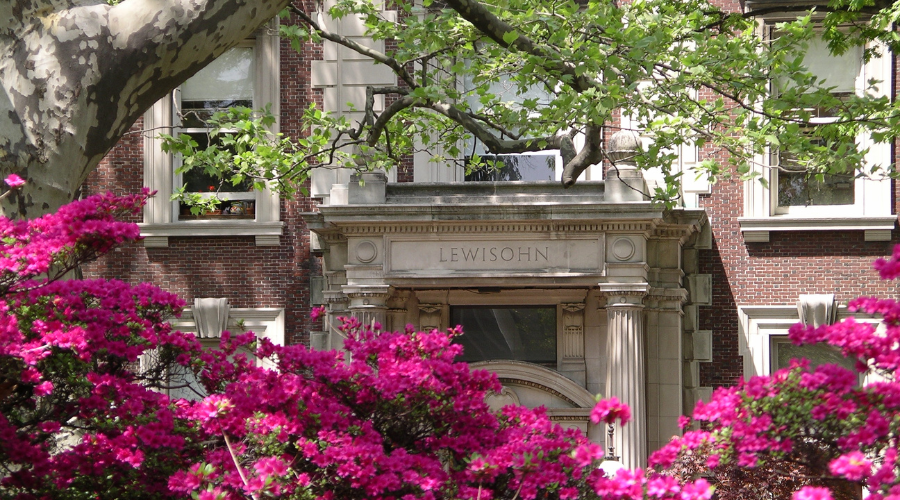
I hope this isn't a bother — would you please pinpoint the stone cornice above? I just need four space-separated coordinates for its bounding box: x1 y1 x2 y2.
306 209 706 241
597 283 651 296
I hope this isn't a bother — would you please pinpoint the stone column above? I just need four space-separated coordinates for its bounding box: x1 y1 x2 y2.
344 286 391 329
599 283 649 470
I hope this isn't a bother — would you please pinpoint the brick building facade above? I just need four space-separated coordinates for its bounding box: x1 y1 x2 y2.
83 0 900 467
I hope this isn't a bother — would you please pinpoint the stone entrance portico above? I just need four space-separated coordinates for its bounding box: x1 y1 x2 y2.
305 171 708 469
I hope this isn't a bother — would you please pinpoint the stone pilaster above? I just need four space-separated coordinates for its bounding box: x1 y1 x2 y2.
385 290 411 332
322 290 349 351
599 283 649 470
560 303 587 386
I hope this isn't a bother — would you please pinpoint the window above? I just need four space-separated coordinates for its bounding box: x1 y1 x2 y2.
450 306 558 368
460 74 579 183
738 304 875 379
772 34 860 213
176 45 257 221
739 26 894 242
140 20 283 247
464 153 559 181
769 336 857 373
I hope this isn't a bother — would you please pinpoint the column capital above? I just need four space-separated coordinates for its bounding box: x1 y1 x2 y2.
597 283 650 307
342 285 392 328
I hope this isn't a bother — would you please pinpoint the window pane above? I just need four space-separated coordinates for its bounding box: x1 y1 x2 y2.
181 47 255 128
775 34 862 94
182 47 255 103
771 337 857 373
180 133 253 191
178 134 256 219
465 155 555 181
802 37 861 93
451 306 557 368
777 170 854 206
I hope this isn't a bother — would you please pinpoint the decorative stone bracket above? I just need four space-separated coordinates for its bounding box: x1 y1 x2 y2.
192 298 230 338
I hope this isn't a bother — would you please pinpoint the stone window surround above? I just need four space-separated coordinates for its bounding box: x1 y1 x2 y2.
171 307 286 347
739 20 896 243
139 20 283 248
172 307 285 374
737 304 878 379
158 307 285 398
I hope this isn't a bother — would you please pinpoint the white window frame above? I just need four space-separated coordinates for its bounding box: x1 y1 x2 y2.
739 21 895 242
737 304 878 382
140 20 283 247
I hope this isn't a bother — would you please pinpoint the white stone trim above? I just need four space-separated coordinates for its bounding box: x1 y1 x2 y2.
469 360 598 408
138 221 284 247
141 20 282 247
172 307 285 348
738 216 897 242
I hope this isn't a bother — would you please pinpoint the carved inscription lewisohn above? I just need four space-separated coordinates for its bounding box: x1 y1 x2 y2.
386 237 605 275
439 245 550 263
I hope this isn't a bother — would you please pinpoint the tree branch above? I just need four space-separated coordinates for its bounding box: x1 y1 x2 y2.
440 0 598 92
367 96 421 146
427 101 566 154
561 124 603 187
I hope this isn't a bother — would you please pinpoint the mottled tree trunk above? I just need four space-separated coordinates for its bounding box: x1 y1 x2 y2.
0 0 289 219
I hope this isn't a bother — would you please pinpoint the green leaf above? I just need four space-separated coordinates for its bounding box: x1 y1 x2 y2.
502 30 519 45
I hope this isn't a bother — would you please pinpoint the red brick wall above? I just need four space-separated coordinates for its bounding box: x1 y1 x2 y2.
684 0 900 388
697 176 900 388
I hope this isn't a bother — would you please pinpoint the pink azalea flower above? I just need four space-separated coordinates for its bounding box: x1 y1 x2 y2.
310 305 326 321
793 486 833 500
34 381 53 396
590 397 631 425
681 478 714 500
4 174 25 188
829 451 872 481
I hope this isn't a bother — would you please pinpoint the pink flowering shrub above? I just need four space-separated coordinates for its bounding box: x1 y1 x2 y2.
0 193 717 500
0 191 205 498
3 192 898 500
656 251 900 500
167 319 715 500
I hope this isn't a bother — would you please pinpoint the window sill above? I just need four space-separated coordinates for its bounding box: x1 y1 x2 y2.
139 221 284 247
738 216 897 242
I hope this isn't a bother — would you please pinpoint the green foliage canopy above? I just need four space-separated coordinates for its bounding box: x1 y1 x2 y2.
165 0 900 206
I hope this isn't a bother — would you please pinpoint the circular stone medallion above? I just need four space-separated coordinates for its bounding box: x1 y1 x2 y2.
356 240 377 263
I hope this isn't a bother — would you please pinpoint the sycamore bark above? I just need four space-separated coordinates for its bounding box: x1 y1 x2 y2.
0 0 288 218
